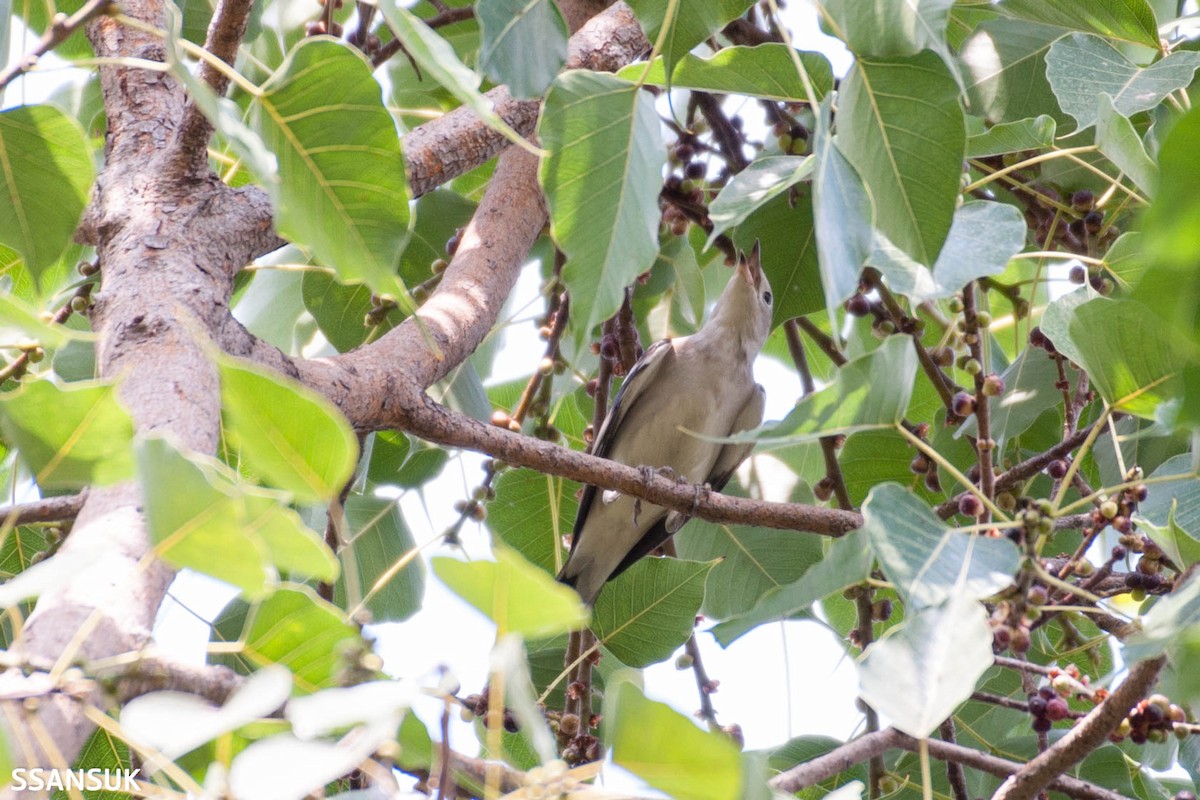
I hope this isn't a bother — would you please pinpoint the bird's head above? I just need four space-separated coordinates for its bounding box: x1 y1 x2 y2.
709 241 773 353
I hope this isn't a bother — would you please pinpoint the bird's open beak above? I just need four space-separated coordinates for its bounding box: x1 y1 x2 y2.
737 240 763 290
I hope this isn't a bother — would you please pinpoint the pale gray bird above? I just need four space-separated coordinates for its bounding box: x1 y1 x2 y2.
558 244 773 605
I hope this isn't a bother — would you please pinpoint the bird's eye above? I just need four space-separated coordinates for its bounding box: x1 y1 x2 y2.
762 290 773 305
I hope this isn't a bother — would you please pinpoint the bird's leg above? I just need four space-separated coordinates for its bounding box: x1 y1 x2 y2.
690 481 712 517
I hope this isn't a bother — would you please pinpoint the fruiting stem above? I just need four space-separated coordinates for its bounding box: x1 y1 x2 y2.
1059 471 1197 516
896 424 1010 522
962 283 995 507
867 272 958 412
1031 562 1107 608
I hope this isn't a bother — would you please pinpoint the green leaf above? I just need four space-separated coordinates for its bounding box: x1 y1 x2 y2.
1138 454 1200 542
857 593 994 738
1038 287 1089 368
377 2 538 153
967 115 1057 157
618 46 834 103
625 0 753 82
1139 106 1200 343
1068 297 1183 418
0 527 48 580
66 729 129 800
821 0 955 58
1045 34 1200 131
992 0 1160 48
477 0 568 99
219 356 358 503
610 680 742 800
675 517 822 620
961 19 1069 128
244 494 339 583
13 0 91 61
751 336 917 444
811 100 873 322
839 52 965 265
0 106 94 284
400 190 478 288
139 437 337 596
0 293 83 350
432 543 589 637
240 585 362 691
731 188 823 328
540 71 665 342
710 529 873 646
485 467 577 573
1105 231 1149 288
335 496 426 623
1095 94 1157 196
302 271 397 353
255 39 410 297
708 156 813 241
141 436 270 595
591 557 714 667
870 201 1027 301
958 347 1070 449
120 667 292 758
1140 505 1200 576
0 379 134 490
862 484 1020 608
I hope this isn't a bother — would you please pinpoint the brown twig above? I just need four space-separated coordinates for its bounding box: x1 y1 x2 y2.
172 0 256 176
939 719 969 800
795 316 847 367
693 92 749 173
853 590 884 797
971 690 1030 713
866 272 957 412
961 282 996 505
0 278 95 383
0 0 114 93
372 7 475 66
784 320 852 509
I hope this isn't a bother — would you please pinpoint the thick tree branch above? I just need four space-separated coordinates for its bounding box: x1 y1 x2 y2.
1 0 285 779
993 655 1167 800
403 2 647 198
0 493 86 526
172 0 256 176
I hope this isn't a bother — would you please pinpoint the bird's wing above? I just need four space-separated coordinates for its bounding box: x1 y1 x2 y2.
567 339 676 556
663 382 765 534
706 382 766 492
606 383 766 582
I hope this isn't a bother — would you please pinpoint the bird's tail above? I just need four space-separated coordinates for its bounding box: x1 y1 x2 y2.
557 555 602 607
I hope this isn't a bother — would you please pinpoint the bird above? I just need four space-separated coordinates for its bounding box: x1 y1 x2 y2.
557 243 773 605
